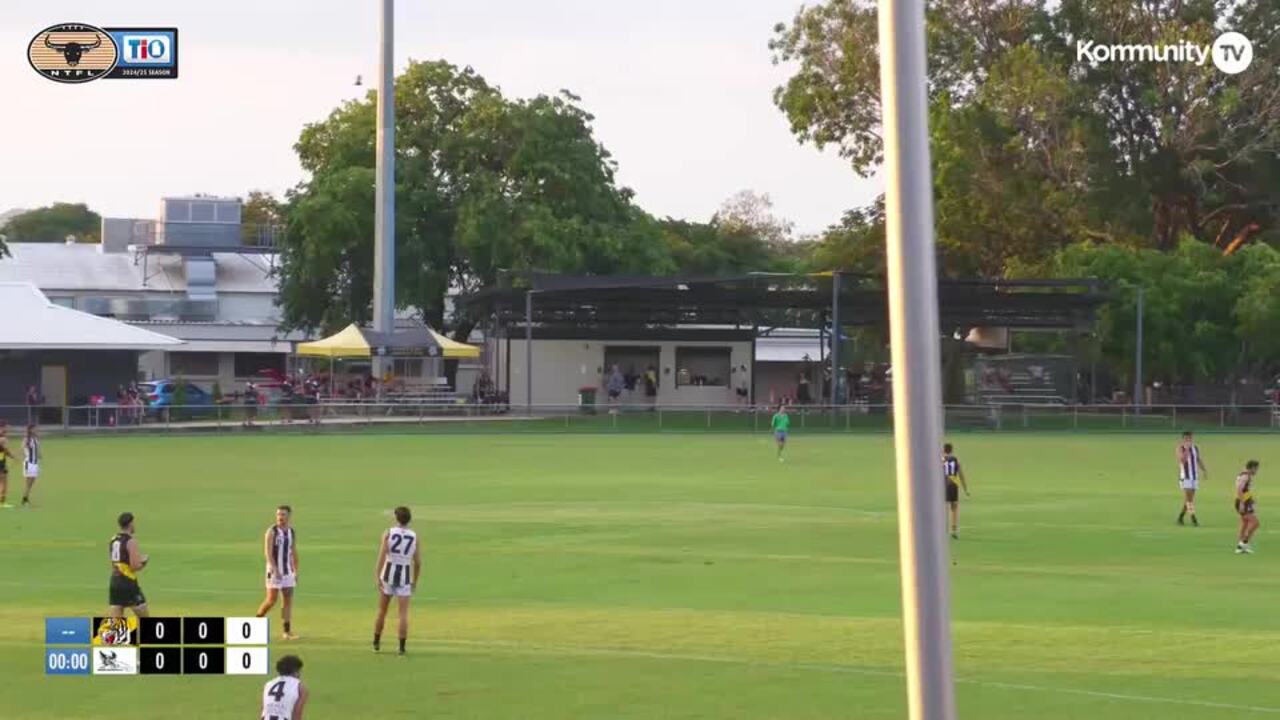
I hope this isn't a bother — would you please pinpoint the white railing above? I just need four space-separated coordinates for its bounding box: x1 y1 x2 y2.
2 401 1279 435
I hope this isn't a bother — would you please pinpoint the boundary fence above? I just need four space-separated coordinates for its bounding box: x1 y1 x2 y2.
3 402 1279 436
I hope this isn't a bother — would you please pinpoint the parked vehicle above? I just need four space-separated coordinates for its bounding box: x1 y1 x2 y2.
138 380 214 417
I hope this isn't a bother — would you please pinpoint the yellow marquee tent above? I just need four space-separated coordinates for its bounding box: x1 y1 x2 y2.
296 323 480 359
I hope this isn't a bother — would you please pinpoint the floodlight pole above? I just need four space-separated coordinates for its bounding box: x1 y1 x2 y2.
372 0 396 395
525 290 533 413
877 0 957 718
1133 286 1144 412
830 271 842 405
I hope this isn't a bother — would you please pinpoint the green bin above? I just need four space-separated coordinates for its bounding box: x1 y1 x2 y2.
578 387 597 414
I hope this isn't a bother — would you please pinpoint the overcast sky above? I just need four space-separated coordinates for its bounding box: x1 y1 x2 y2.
1 1 881 235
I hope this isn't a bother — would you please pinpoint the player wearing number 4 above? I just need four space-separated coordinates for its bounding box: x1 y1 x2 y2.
257 505 299 640
373 506 420 655
261 654 308 720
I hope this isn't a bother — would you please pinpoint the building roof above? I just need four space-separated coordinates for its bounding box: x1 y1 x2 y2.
0 243 278 294
0 283 184 351
126 321 309 354
460 272 1104 332
756 329 823 363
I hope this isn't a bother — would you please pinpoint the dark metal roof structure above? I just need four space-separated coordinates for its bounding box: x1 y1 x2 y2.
458 272 1104 334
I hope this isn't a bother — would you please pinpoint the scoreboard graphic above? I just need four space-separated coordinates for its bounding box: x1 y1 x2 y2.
45 617 268 676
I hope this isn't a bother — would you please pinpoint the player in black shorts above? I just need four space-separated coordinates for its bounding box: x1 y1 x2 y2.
108 512 150 617
1235 461 1260 554
943 443 970 539
0 423 16 509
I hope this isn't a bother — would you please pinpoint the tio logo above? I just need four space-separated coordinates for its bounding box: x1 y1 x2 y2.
121 34 170 64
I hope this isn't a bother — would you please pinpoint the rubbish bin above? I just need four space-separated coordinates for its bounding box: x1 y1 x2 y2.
578 387 597 414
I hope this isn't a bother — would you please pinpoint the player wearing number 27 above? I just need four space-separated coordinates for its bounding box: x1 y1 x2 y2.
373 506 421 655
257 505 299 640
261 654 308 720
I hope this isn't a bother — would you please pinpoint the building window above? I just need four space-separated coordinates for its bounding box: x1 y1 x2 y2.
393 358 425 378
234 352 285 378
168 352 220 377
48 296 75 309
675 347 731 387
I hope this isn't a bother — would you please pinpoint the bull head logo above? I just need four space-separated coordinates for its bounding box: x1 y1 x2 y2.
45 32 102 66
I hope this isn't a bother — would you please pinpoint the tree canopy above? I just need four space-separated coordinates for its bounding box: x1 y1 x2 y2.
278 62 817 334
772 0 1280 274
1052 240 1280 384
278 60 672 334
269 13 1278 385
1 202 100 244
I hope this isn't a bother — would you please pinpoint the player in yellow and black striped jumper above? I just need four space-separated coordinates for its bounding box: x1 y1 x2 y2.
0 421 16 508
943 443 970 539
1234 460 1260 555
108 512 151 617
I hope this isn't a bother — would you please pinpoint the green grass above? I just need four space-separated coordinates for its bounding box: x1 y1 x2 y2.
3 432 1278 719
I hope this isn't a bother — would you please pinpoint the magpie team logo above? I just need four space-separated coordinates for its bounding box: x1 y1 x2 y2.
28 23 117 83
93 647 139 675
28 23 178 83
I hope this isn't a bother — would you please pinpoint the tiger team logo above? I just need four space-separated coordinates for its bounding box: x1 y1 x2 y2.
93 617 137 646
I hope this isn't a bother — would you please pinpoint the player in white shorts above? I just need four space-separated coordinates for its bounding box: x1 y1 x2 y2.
256 505 299 639
1176 430 1207 526
20 424 39 507
260 654 308 720
373 505 421 655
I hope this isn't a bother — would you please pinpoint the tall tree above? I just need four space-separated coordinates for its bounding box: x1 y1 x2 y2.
1052 238 1280 385
809 202 886 275
240 190 286 246
661 218 772 275
661 191 813 275
771 0 1280 269
279 61 671 335
2 202 100 243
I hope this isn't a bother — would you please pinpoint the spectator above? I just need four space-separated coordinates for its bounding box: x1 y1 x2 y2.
797 373 812 405
303 377 322 425
115 385 128 427
243 381 260 428
606 365 625 411
126 383 141 424
643 365 658 409
280 377 296 424
25 385 42 424
624 366 638 400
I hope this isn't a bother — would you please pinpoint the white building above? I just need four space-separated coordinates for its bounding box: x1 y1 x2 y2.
499 328 826 408
0 196 305 391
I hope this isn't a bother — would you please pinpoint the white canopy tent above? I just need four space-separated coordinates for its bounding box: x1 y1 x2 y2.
0 282 183 350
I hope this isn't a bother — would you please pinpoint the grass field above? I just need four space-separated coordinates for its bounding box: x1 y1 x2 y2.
2 432 1278 719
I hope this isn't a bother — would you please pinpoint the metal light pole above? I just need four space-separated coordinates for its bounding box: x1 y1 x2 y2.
525 290 534 413
877 0 957 717
372 0 396 392
1133 287 1144 411
830 272 842 405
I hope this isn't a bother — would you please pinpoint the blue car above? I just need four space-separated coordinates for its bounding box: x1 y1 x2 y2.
138 380 214 416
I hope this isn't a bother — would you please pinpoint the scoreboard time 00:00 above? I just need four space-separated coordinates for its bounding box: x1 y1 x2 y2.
45 616 269 676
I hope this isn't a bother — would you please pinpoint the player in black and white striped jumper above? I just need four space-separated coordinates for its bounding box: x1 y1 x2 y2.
1176 431 1208 526
373 505 421 655
20 424 39 507
256 505 299 640
260 654 308 719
